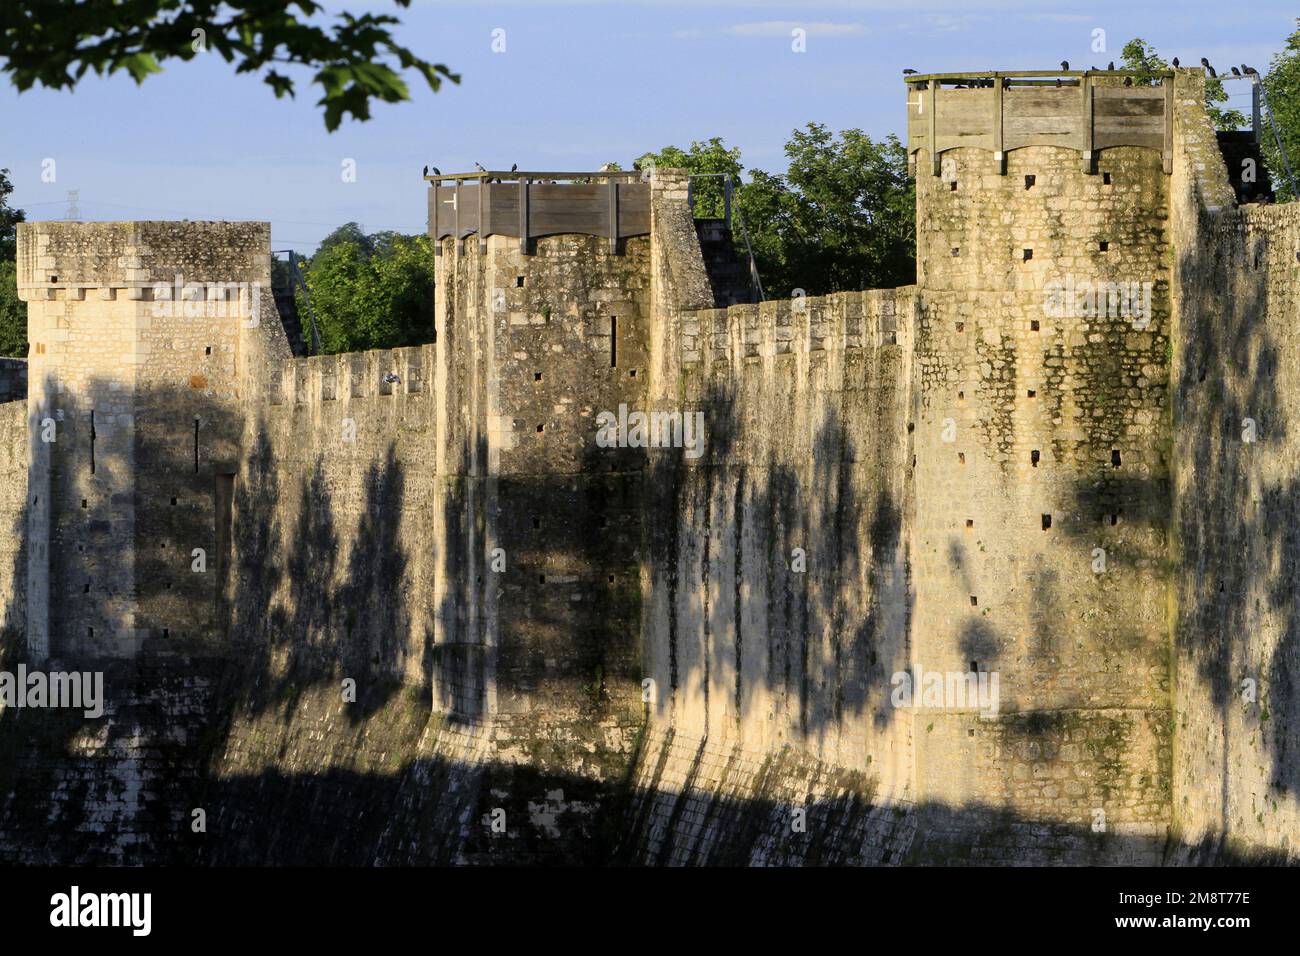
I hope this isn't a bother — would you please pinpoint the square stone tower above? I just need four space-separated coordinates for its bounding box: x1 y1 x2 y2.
16 221 269 661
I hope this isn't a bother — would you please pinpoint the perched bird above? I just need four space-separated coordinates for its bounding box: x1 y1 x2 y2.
1201 57 1216 77
1061 60 1069 70
1108 61 1115 70
422 165 427 176
510 163 518 172
1124 76 1133 87
1231 66 1242 77
1244 64 1259 75
903 68 917 75
430 166 441 176
1172 57 1180 68
474 161 487 172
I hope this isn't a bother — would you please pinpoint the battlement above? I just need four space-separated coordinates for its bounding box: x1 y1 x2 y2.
16 221 270 302
267 345 435 406
907 69 1174 176
679 287 914 365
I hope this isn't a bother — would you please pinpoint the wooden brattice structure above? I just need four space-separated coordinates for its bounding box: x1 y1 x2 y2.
905 70 1175 176
426 170 650 255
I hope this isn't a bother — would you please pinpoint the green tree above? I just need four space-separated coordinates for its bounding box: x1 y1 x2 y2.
1121 38 1246 130
0 1 457 130
636 138 743 219
298 226 433 353
641 127 915 298
1263 20 1300 201
0 168 26 357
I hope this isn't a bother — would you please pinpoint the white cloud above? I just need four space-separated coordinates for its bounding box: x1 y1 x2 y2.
726 21 866 38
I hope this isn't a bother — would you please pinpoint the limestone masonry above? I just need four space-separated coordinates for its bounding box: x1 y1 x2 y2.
0 69 1297 864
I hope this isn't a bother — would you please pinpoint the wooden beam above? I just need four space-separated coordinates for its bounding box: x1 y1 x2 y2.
993 74 1005 173
607 180 619 254
929 79 939 175
1081 74 1094 173
1163 80 1174 174
519 179 530 255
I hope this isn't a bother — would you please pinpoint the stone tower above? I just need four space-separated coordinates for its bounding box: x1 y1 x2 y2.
16 221 269 661
427 171 656 766
906 71 1174 850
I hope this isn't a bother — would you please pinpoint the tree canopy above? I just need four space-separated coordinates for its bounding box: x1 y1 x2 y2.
1262 20 1300 200
296 224 433 354
0 0 456 130
0 169 26 357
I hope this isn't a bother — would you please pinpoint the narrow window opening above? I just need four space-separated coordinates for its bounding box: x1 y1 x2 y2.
958 452 966 465
1099 240 1109 252
89 409 96 475
536 423 544 433
907 422 915 433
957 390 965 401
951 247 960 257
1103 172 1112 185
204 345 212 355
1111 449 1122 468
532 517 541 530
610 316 618 367
81 498 87 509
1031 449 1040 467
515 276 525 288
608 574 615 583
1041 513 1052 530
87 627 93 637
1027 389 1036 398
955 321 964 333
1031 319 1040 331
970 660 979 672
83 582 90 593
1024 175 1036 189
949 180 958 191
965 519 974 529
193 417 200 473
533 371 542 382
163 628 170 639
629 369 637 378
970 595 978 607
538 574 546 584
1110 513 1120 526
1023 248 1033 261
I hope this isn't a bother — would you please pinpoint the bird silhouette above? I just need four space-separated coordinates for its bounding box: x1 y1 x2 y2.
1244 64 1258 75
510 163 518 173
903 68 917 75
1061 60 1069 70
1108 61 1115 70
1172 57 1180 68
1231 66 1241 77
422 165 428 176
431 166 441 176
1201 57 1216 77
474 162 487 172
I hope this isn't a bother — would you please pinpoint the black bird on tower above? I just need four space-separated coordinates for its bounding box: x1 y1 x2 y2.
1231 67 1242 77
1172 57 1180 68
1060 60 1069 70
1201 57 1216 77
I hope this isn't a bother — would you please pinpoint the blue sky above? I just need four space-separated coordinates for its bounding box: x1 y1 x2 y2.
4 0 1296 251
